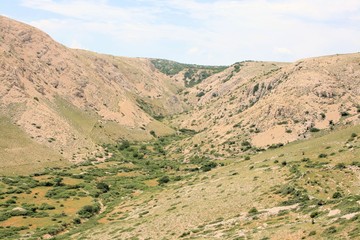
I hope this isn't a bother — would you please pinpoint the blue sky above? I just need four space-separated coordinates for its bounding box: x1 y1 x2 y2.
1 0 360 65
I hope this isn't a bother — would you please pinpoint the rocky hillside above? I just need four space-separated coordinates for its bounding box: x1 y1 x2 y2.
170 54 360 158
0 16 186 171
1 16 360 240
0 15 360 172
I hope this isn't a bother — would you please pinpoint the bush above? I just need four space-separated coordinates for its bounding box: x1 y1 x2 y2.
196 92 205 98
324 226 337 234
118 140 130 150
310 128 320 132
38 203 56 210
269 143 284 149
332 192 342 199
96 182 110 193
252 83 259 95
73 218 81 224
45 188 77 199
318 153 327 158
334 163 346 170
77 203 100 218
201 162 217 172
310 211 320 218
150 130 156 137
248 207 258 215
157 176 170 185
301 158 310 162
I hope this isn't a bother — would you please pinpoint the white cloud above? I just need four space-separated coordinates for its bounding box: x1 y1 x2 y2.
20 0 157 22
69 39 85 49
274 47 293 55
18 0 360 64
187 47 200 55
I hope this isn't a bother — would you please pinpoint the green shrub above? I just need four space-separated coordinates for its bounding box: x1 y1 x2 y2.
201 162 217 172
77 203 100 218
332 192 342 199
73 218 81 224
38 203 56 210
324 226 337 234
310 211 320 218
45 188 77 199
118 140 130 150
96 182 110 193
252 83 259 94
310 128 320 132
157 176 170 185
248 207 258 215
196 92 205 98
334 163 346 170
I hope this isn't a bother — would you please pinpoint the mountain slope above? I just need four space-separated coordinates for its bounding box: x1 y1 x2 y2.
67 124 360 240
0 16 186 172
1 16 360 240
170 54 360 158
1 14 360 173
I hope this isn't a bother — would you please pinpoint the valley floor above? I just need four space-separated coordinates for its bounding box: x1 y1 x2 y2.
0 125 360 239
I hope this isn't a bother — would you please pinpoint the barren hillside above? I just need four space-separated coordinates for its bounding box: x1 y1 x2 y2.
0 16 186 172
169 54 360 158
1 16 360 240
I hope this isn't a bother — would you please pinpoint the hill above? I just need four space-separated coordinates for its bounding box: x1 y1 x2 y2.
0 16 186 173
169 54 360 159
67 124 360 240
0 16 360 240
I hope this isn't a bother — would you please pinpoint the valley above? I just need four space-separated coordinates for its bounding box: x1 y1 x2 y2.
0 16 360 239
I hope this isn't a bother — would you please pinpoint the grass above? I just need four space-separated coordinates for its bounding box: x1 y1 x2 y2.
55 97 153 145
0 134 212 239
0 116 67 175
0 124 359 239
65 124 359 239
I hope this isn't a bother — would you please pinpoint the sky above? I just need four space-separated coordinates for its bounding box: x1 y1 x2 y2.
1 0 360 65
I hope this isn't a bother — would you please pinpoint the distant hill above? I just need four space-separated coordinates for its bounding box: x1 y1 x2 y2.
151 58 227 87
170 54 360 158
